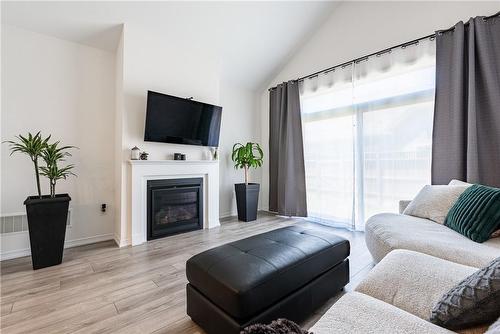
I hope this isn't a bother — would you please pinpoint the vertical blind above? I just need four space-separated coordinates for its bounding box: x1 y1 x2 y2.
299 38 436 230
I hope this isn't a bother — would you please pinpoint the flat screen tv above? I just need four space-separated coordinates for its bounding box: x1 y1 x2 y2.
144 91 222 147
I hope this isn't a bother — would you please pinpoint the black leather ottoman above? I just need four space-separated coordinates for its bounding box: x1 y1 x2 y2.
186 225 350 334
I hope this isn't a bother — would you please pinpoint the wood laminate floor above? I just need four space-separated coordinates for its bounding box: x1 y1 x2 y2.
0 213 374 334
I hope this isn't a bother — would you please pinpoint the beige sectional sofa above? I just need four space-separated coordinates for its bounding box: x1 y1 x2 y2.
365 212 500 268
310 250 490 334
310 199 500 333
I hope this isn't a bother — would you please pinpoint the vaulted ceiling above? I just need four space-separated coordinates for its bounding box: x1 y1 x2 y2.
2 1 339 90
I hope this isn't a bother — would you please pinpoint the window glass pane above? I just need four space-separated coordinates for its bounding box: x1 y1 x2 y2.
303 114 355 225
301 66 354 226
362 100 434 220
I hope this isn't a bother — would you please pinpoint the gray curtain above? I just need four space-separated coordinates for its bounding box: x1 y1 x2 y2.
432 14 500 187
269 81 307 216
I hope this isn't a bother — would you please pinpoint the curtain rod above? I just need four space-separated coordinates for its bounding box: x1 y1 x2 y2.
268 11 500 92
268 33 434 91
437 10 500 35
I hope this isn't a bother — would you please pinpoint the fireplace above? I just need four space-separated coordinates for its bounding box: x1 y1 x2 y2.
147 178 203 240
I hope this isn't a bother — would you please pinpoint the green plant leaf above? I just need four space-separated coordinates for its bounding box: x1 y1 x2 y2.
230 142 264 182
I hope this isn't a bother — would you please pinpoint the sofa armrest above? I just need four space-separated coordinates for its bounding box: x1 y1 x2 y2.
399 200 411 214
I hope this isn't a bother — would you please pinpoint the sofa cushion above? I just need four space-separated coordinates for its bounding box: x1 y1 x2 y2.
186 225 349 319
365 213 500 267
403 185 467 224
445 184 500 243
430 257 500 330
355 250 477 320
309 292 453 334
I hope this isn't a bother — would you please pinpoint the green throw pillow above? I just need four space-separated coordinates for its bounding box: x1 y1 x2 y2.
445 184 500 243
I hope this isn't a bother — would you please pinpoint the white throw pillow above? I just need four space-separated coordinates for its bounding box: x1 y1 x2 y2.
448 179 473 187
403 185 468 224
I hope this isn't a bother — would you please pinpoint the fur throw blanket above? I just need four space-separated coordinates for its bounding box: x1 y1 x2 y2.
241 318 311 334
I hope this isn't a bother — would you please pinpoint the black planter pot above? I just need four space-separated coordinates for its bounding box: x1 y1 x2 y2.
234 183 260 222
24 194 71 270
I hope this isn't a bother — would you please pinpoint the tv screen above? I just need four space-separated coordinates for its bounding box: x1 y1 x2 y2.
144 91 222 147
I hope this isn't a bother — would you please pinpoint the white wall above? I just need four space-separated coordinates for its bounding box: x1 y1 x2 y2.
1 25 116 258
258 1 500 211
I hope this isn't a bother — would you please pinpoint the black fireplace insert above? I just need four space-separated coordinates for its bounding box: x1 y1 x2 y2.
147 178 203 240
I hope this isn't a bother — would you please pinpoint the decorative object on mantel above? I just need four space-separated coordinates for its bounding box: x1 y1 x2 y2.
231 142 263 222
139 151 149 160
210 147 218 160
131 146 140 160
174 152 185 160
4 132 77 270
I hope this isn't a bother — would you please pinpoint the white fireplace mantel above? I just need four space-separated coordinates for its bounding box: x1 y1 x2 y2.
128 159 220 246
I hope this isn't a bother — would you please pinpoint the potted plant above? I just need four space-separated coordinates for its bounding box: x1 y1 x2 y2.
5 132 76 270
231 142 263 222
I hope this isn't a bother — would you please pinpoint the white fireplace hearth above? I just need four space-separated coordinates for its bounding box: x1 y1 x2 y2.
128 160 220 246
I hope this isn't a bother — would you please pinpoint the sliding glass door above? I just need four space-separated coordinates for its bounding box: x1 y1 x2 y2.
300 38 436 230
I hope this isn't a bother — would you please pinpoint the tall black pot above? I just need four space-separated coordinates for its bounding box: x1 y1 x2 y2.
24 194 71 270
234 183 259 222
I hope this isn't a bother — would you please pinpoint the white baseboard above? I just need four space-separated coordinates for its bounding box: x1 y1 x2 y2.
0 248 31 261
220 209 274 220
220 204 267 220
0 232 114 261
219 211 236 219
64 234 114 248
114 233 121 247
113 233 130 248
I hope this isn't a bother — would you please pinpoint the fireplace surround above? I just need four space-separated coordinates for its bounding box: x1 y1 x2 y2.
127 160 219 247
147 178 203 240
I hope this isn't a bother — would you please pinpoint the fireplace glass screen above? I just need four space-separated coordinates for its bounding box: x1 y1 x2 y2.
147 178 203 240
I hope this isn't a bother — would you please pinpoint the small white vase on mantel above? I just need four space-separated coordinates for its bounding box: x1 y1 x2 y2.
131 146 140 160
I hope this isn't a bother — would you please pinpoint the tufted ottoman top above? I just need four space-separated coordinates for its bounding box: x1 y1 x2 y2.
186 225 350 320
